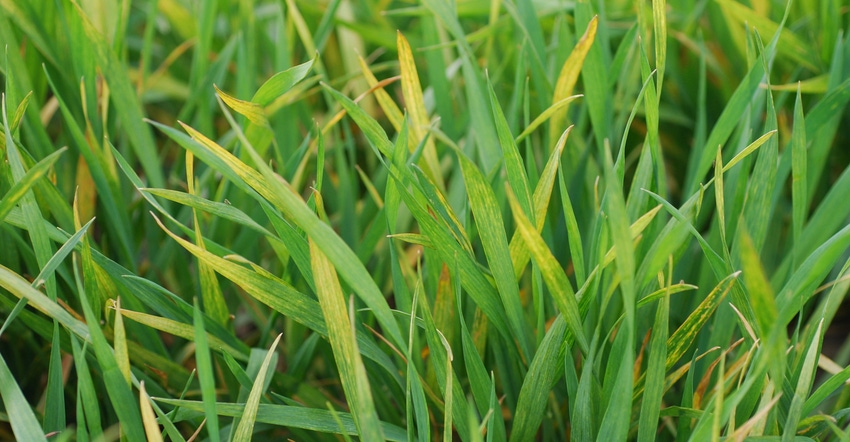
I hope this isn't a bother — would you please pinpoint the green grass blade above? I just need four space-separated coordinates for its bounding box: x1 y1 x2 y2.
3 96 55 304
186 153 229 326
406 284 430 442
782 321 822 442
738 228 778 345
309 236 384 440
601 139 636 321
452 258 506 440
0 147 66 223
413 275 473 440
42 69 136 264
457 150 532 358
576 7 611 149
0 264 89 340
596 330 634 441
803 361 850 417
43 322 65 434
0 217 93 337
509 127 572 278
637 268 671 442
651 0 667 95
71 257 146 440
507 185 589 354
0 351 47 441
192 298 220 442
509 316 567 442
776 223 850 325
790 85 807 268
112 302 247 361
252 58 315 107
664 272 739 372
232 333 282 442
487 74 532 220
69 336 102 439
382 155 516 350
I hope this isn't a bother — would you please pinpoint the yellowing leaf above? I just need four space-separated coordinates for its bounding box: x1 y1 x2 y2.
139 381 164 442
214 85 269 127
550 16 597 142
397 31 444 190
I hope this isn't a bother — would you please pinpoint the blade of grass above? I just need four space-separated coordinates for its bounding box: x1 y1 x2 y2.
3 96 56 305
737 34 779 255
776 223 850 326
111 302 247 361
652 0 667 95
69 336 102 439
0 350 47 441
790 85 807 269
406 281 430 442
0 217 93 337
309 234 384 440
550 16 597 143
506 185 589 354
420 0 501 170
664 272 739 372
159 398 409 441
192 298 220 442
509 127 573 278
72 201 146 441
576 8 611 150
558 163 587 286
737 228 780 351
139 381 164 442
0 264 90 340
596 324 634 441
412 270 473 440
186 152 229 326
0 147 66 223
637 261 671 442
397 31 443 190
112 297 131 384
487 74 533 221
232 333 282 442
457 150 532 358
253 58 315 107
43 322 65 434
782 321 822 442
509 315 568 442
451 257 507 441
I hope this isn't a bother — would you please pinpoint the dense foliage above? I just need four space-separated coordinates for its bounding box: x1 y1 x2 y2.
1 0 849 440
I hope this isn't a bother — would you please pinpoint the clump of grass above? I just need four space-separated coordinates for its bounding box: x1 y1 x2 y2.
1 0 849 440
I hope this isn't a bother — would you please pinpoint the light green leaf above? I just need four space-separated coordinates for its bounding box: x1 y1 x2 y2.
233 333 282 442
309 237 384 440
